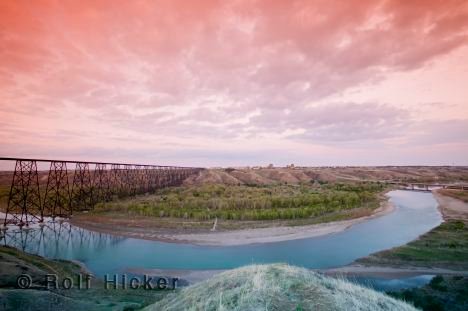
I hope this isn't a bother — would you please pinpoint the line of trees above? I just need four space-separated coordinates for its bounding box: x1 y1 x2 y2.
95 182 386 221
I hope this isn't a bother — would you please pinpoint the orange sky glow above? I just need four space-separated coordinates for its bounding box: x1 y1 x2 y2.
1 0 468 167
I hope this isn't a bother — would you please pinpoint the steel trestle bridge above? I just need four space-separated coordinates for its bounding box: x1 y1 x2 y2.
0 157 203 227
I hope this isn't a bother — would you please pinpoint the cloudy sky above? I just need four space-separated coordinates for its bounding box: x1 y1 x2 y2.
1 0 468 167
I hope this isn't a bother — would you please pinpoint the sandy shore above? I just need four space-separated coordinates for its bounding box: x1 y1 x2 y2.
163 201 395 246
73 199 395 246
433 190 468 221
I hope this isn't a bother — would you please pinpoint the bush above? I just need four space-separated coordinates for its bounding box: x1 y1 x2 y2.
96 183 384 221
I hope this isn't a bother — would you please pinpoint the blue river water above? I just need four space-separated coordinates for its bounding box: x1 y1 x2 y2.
1 190 442 290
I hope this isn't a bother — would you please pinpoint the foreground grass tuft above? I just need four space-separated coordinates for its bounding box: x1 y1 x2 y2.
145 264 418 311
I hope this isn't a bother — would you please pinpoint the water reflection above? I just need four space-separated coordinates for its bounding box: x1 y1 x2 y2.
350 275 435 292
0 221 125 258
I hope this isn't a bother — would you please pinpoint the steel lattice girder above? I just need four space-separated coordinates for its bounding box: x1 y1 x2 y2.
4 160 42 226
2 158 203 226
43 161 70 219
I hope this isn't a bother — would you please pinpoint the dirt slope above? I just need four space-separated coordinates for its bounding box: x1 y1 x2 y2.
184 166 468 186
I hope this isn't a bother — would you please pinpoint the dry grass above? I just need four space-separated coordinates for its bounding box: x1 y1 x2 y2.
145 264 418 311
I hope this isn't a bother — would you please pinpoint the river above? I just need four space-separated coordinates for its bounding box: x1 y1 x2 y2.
1 190 443 290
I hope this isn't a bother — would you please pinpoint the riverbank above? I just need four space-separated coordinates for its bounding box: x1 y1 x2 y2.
323 264 468 278
433 189 468 221
0 246 166 310
355 219 468 269
349 190 468 274
71 197 395 246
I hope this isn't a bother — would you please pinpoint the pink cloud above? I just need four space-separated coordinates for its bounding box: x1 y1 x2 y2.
0 0 468 166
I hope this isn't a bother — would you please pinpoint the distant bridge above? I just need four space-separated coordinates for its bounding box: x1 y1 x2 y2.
383 181 468 192
0 157 203 227
338 178 468 192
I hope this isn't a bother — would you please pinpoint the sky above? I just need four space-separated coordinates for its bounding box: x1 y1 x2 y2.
1 0 468 168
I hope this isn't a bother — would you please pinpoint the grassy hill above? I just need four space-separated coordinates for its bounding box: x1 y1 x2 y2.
145 264 418 311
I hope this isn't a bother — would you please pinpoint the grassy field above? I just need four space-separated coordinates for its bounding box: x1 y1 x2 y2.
91 182 386 222
357 220 468 270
